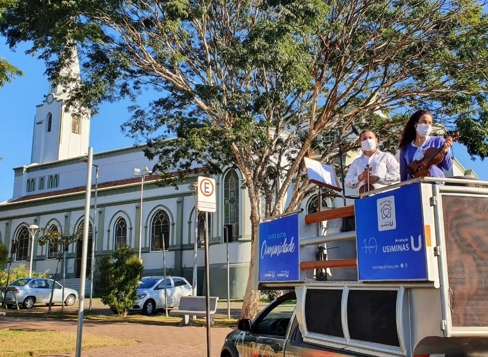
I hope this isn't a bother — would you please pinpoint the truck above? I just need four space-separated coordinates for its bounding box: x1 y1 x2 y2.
221 177 488 357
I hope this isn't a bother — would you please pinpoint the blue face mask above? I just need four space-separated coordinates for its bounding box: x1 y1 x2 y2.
416 124 432 137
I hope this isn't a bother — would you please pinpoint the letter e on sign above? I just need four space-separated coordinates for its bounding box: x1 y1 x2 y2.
197 176 216 212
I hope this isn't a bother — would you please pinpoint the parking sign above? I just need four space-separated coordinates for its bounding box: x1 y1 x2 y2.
197 176 216 212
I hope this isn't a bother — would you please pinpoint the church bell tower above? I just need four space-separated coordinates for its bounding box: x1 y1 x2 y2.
30 48 90 164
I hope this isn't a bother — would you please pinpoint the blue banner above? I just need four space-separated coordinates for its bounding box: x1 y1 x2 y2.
355 183 428 281
259 213 300 282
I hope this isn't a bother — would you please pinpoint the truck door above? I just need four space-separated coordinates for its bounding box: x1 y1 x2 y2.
237 292 296 357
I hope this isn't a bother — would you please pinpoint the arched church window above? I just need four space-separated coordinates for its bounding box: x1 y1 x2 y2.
151 210 170 251
71 115 80 134
307 192 328 214
39 177 45 190
47 225 60 259
48 175 54 189
114 217 127 250
16 226 30 261
47 113 52 132
224 170 239 242
76 220 93 277
197 212 212 245
26 179 36 192
54 174 59 188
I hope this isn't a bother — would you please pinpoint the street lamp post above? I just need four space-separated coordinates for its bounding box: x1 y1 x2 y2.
89 164 99 311
133 167 152 261
81 156 99 312
162 233 168 317
188 183 198 297
224 226 230 319
28 224 39 278
2 240 17 309
76 147 93 357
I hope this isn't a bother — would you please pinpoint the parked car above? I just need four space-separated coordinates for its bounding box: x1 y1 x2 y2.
0 278 79 309
132 276 192 315
220 291 363 357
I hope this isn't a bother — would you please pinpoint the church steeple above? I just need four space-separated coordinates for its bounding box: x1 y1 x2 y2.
31 48 90 164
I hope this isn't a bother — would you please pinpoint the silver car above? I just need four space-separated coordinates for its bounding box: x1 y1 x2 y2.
0 278 79 309
132 276 192 315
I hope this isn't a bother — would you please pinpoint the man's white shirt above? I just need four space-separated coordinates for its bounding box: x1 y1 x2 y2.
345 149 400 194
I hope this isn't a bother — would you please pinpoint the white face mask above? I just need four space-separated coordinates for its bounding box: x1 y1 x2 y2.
416 124 432 137
361 138 377 151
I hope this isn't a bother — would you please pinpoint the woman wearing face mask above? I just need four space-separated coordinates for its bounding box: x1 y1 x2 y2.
345 130 400 194
399 109 453 181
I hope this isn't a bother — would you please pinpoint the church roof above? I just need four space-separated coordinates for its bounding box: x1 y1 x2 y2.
5 175 160 205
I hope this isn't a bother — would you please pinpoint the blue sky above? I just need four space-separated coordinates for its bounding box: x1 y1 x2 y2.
0 41 487 202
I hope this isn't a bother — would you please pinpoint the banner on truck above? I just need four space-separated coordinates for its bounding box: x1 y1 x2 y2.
259 213 300 282
356 183 428 281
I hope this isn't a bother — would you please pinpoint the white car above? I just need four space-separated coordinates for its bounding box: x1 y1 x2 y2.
0 278 78 309
132 276 192 315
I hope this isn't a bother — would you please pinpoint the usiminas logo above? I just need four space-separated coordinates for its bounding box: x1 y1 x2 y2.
380 201 392 219
377 196 396 231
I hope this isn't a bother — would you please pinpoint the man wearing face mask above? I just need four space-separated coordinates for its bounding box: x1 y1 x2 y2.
398 109 453 181
345 130 400 194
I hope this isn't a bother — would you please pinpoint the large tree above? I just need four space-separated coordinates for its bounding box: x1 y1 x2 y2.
2 0 488 318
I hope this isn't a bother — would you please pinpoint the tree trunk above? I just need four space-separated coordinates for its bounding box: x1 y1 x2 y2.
48 255 62 314
239 209 261 320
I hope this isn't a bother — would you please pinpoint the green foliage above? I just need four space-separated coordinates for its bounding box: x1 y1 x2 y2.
0 57 23 87
0 242 8 267
93 247 143 317
0 0 22 86
261 289 286 301
0 264 49 287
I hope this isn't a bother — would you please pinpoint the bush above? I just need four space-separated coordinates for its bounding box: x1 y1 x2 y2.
93 247 143 317
260 290 286 301
0 264 49 287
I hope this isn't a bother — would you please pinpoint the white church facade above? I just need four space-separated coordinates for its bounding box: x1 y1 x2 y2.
0 145 256 298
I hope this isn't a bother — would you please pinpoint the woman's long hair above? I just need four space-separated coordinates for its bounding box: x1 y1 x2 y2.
398 109 432 149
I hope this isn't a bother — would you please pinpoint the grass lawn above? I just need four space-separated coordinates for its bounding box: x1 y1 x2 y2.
0 329 136 357
0 306 238 328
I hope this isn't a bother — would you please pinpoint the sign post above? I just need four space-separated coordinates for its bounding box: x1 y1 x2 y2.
197 177 216 212
196 176 216 357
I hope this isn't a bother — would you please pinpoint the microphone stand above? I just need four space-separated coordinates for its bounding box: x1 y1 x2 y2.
338 140 347 207
366 163 371 192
